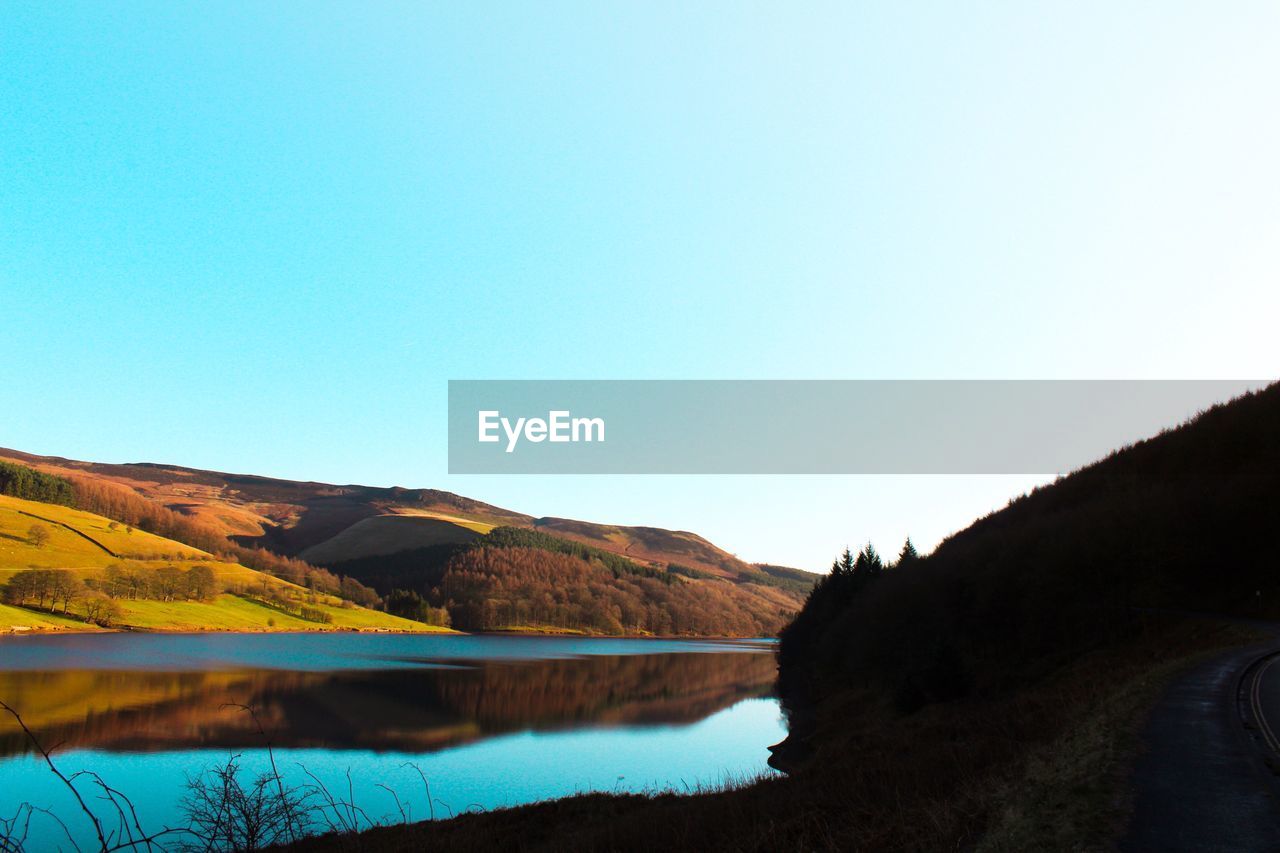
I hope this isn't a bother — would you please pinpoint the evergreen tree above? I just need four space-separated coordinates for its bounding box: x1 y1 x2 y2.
854 543 883 579
897 537 919 568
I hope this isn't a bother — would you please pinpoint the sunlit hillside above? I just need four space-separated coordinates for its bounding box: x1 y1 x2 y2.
0 450 819 636
0 494 447 634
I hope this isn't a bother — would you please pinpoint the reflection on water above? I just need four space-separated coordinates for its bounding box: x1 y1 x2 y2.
0 649 776 755
0 634 784 851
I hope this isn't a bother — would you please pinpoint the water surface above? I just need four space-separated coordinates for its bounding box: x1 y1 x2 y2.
0 633 783 850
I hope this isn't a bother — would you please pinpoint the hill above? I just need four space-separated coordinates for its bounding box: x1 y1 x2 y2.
0 448 817 635
0 493 446 634
0 447 795 583
324 528 798 636
528 518 755 579
779 381 1280 716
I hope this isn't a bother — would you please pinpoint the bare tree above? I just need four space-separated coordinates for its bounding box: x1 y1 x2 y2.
49 570 81 614
26 525 49 549
179 755 312 852
81 592 123 627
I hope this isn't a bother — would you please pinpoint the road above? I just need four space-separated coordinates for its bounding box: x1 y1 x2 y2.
1121 640 1280 851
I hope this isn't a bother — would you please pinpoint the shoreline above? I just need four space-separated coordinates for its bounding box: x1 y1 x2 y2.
0 623 779 641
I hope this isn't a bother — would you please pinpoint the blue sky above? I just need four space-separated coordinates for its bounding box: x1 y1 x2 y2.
3 2 1278 569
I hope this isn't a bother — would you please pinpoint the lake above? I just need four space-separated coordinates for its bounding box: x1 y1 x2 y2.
0 633 784 850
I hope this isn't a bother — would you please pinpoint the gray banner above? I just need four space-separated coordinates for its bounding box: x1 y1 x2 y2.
447 380 1269 474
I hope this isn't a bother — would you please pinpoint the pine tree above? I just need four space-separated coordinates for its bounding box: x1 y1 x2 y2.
854 543 883 579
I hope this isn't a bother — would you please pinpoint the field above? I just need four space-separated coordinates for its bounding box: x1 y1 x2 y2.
95 594 435 632
0 601 101 631
0 494 450 634
0 493 208 567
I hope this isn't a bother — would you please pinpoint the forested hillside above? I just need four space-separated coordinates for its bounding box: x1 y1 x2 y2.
330 528 800 636
779 383 1280 721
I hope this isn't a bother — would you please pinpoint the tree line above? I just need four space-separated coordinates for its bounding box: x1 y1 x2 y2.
383 589 452 627
430 545 790 636
0 460 76 506
3 563 222 625
483 526 676 583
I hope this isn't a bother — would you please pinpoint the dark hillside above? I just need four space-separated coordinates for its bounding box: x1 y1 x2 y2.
779 382 1280 732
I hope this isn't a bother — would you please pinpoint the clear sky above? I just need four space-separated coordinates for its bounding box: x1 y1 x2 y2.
3 2 1277 570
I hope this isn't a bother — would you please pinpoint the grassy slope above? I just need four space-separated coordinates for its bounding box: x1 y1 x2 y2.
298 515 482 564
105 594 436 632
0 493 208 564
0 601 100 631
386 507 497 534
530 517 752 579
0 495 448 634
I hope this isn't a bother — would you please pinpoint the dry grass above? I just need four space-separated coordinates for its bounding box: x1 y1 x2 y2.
388 508 498 534
299 515 481 564
0 494 207 566
978 623 1262 852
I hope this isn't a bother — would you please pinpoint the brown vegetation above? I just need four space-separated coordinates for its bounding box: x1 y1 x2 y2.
435 546 792 636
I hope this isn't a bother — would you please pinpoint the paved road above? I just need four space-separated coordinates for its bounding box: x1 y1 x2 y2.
1122 641 1280 852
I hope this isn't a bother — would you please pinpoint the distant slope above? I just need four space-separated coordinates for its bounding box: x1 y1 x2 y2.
0 445 819 630
0 493 209 565
0 494 445 634
530 518 753 579
299 515 482 564
0 447 529 550
0 448 819 589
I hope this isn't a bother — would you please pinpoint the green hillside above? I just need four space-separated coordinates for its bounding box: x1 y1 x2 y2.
0 494 448 634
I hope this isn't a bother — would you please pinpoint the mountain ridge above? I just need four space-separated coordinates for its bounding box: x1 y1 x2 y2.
0 446 796 582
